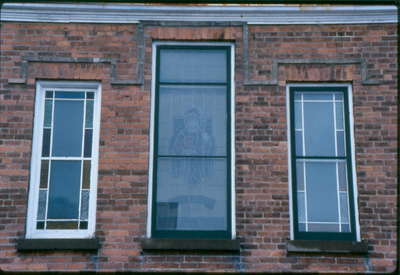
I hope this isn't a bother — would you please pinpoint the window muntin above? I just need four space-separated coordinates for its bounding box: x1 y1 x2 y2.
289 86 357 240
27 82 100 238
152 45 232 239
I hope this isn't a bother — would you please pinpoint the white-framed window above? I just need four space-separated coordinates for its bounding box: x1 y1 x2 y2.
147 42 236 239
286 83 360 241
26 81 101 239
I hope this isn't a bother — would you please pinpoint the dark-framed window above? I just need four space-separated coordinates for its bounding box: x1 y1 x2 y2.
150 44 232 239
288 85 358 241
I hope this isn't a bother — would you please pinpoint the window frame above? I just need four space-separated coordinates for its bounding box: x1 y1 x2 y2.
286 83 360 241
147 42 236 239
26 81 101 239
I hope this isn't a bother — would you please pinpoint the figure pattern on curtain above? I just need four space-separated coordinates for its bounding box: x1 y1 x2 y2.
169 108 215 184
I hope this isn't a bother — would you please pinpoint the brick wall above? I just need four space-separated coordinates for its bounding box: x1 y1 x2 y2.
0 21 397 272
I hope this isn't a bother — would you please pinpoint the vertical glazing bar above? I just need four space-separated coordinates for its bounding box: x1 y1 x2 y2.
77 97 87 228
300 93 308 231
333 94 342 232
43 93 56 229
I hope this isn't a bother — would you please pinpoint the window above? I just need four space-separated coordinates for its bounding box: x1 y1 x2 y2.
149 43 234 239
288 85 359 241
26 81 101 239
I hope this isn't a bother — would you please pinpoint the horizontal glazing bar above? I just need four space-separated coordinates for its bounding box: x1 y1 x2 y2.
294 100 344 103
53 98 86 101
157 155 227 158
306 221 350 224
295 156 347 160
158 82 228 86
44 219 80 221
41 157 91 160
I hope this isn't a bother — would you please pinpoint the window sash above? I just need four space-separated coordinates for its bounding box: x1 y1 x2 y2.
26 82 100 239
289 86 357 241
151 45 232 239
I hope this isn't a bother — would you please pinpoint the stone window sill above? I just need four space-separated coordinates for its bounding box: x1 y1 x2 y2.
287 240 368 254
141 238 240 252
17 238 100 251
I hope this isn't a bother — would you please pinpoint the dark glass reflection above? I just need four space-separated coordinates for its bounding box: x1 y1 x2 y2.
47 221 78 229
40 160 49 188
79 221 88 229
47 160 81 219
82 160 91 189
84 129 92 157
45 91 54 98
86 92 94 99
42 129 51 157
55 91 85 99
52 100 84 157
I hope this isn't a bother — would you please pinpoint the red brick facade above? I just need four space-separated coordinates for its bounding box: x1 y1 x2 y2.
0 17 397 273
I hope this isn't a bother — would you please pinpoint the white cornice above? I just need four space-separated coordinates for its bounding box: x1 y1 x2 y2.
1 3 397 24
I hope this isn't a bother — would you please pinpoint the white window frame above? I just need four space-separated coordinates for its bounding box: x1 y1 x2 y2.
286 83 360 241
146 41 236 239
26 81 101 239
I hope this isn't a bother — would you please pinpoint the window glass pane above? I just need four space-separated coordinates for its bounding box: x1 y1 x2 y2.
308 223 340 232
37 189 47 220
84 129 93 158
80 190 90 220
156 157 227 231
334 92 343 101
303 102 335 156
303 92 333 101
55 91 85 99
86 92 94 99
341 223 350 232
294 102 302 129
79 221 88 229
36 221 45 229
160 49 227 83
52 100 84 157
45 91 53 98
297 191 305 223
85 100 94 129
158 85 227 156
296 160 304 191
295 130 303 156
47 221 79 229
40 160 49 188
82 160 91 189
44 100 53 128
338 161 347 191
340 192 350 224
335 102 344 130
337 131 346 157
42 129 51 157
47 160 81 219
305 161 339 224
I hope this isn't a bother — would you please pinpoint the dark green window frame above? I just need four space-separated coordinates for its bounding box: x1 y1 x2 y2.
289 86 358 241
151 45 232 239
